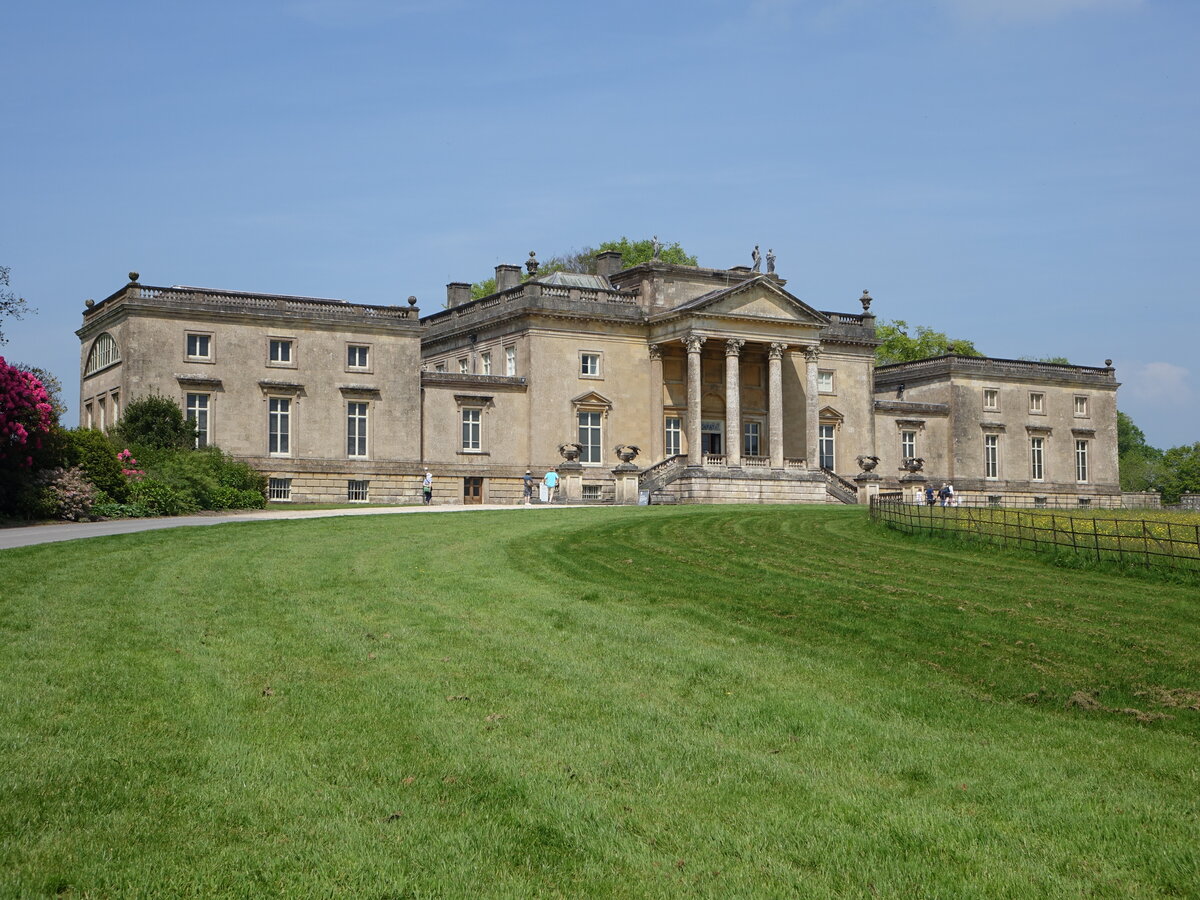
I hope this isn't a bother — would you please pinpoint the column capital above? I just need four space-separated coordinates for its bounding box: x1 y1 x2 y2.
684 333 707 354
724 338 745 356
768 342 788 361
648 342 663 361
804 345 821 363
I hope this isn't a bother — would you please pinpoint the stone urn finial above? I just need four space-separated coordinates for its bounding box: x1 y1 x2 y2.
901 457 925 473
558 442 582 462
614 444 641 465
85 298 95 308
407 295 418 306
128 271 140 284
860 290 872 313
526 251 539 275
856 454 880 472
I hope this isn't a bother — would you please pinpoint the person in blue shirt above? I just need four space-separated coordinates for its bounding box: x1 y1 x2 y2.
544 468 559 503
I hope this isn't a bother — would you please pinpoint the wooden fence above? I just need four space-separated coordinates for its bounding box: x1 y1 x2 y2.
870 493 1200 575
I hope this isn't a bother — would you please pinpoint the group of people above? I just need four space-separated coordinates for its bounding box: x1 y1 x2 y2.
924 483 957 507
421 469 560 505
523 469 558 505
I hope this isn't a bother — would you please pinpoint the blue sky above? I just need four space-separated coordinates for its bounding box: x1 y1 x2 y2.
2 0 1196 448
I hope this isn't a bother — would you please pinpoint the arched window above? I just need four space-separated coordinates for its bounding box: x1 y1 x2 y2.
85 333 120 376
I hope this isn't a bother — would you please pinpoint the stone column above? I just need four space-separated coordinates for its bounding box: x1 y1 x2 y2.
768 342 786 468
648 343 664 462
805 346 821 469
724 339 744 467
685 333 706 467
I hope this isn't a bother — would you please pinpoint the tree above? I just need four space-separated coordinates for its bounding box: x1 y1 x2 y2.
14 364 65 419
1157 442 1200 505
470 237 698 299
0 356 53 469
874 319 983 365
1019 355 1072 365
113 395 197 451
0 266 30 345
1116 411 1164 493
0 357 56 515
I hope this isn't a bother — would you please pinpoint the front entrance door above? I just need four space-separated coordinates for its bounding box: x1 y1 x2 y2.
701 420 723 455
464 477 483 504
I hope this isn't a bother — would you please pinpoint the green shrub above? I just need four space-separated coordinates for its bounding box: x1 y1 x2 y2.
65 428 127 500
135 447 266 511
128 479 199 516
211 486 267 510
90 493 153 519
113 395 196 451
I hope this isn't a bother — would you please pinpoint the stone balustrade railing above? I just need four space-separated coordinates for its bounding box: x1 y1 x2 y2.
423 282 638 326
95 285 420 321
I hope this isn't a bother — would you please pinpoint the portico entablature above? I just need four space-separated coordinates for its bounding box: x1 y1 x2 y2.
646 275 830 348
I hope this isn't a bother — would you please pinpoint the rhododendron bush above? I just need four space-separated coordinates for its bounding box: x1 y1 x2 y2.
0 356 53 468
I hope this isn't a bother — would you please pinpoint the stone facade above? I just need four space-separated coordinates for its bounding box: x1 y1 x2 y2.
873 356 1121 507
77 258 1122 506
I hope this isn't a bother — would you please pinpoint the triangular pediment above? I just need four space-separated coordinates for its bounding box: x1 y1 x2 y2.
571 390 612 408
667 276 830 326
819 405 844 421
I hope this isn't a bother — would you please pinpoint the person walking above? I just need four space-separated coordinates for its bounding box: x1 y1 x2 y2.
422 471 433 505
523 470 534 506
544 468 559 503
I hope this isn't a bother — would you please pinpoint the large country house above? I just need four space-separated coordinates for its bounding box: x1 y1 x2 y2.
77 252 1120 506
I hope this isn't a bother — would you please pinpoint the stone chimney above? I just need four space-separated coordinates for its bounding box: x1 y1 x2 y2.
594 250 623 278
495 264 521 292
446 282 472 307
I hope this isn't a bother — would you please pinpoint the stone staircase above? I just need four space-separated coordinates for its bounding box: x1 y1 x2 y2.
819 467 860 505
635 455 860 505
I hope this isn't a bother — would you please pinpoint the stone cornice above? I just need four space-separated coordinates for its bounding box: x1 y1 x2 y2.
873 400 949 416
874 354 1118 388
421 373 528 392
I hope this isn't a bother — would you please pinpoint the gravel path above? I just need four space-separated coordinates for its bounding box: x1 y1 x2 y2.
0 503 577 550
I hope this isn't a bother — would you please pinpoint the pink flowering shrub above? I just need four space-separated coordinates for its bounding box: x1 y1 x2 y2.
117 448 146 481
34 466 98 521
0 356 53 468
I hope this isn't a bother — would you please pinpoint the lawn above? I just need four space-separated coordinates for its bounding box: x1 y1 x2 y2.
1 505 1197 898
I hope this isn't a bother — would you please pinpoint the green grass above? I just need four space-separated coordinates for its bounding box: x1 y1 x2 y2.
1 505 1197 898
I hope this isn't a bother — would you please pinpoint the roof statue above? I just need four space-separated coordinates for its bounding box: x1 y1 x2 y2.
766 249 776 275
751 245 761 273
651 235 662 260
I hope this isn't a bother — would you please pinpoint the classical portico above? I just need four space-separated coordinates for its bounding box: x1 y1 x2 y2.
647 275 837 472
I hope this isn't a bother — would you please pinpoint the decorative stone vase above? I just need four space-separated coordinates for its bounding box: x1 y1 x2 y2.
558 442 582 462
856 454 880 472
614 444 641 465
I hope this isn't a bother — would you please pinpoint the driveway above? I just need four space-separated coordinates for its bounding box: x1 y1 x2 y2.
0 503 578 551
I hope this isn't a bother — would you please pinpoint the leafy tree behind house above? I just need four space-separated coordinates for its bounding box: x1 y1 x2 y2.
874 320 983 365
1116 411 1163 493
1156 443 1200 505
471 237 697 300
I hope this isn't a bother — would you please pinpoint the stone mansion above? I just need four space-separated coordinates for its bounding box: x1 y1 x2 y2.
76 252 1120 506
